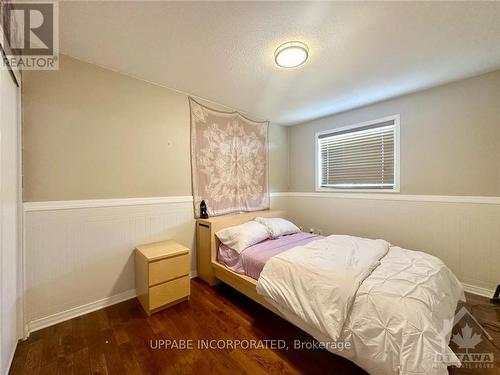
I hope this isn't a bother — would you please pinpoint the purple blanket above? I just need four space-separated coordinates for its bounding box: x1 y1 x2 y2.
218 232 322 280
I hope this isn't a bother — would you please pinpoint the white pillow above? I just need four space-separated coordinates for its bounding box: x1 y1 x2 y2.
255 217 300 239
216 221 269 254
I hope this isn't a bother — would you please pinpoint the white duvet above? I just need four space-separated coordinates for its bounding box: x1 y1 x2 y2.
256 235 465 375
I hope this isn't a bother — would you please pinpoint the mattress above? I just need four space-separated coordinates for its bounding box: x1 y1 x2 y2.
217 232 322 280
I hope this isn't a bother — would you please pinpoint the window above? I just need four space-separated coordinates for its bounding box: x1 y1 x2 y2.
316 115 400 191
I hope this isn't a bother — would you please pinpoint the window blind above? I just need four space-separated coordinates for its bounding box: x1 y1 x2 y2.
318 119 396 189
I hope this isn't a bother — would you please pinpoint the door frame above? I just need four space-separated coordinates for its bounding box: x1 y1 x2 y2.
0 40 25 342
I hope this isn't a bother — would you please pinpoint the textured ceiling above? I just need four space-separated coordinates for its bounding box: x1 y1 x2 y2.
60 1 500 125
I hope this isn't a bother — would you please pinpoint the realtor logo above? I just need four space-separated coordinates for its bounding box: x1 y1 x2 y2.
452 323 483 351
1 0 59 69
435 306 495 369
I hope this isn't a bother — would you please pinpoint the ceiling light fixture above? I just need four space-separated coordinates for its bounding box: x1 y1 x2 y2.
274 41 309 68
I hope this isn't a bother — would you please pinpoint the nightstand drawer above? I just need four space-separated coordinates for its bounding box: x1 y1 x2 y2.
136 240 190 315
149 254 189 285
149 276 190 310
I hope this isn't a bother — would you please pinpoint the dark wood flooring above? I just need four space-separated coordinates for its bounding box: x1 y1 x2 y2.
10 278 500 374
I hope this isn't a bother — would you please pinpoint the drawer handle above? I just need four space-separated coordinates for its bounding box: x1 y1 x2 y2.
198 223 209 228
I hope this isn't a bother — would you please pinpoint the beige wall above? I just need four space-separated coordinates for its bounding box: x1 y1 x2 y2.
288 70 500 196
22 55 288 202
282 70 500 295
269 123 289 193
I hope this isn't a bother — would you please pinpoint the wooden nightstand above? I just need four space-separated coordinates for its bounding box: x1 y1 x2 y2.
135 240 190 315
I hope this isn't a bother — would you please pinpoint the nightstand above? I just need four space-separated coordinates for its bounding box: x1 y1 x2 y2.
135 240 190 315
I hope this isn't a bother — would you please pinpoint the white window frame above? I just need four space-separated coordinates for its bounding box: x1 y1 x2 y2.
315 114 400 193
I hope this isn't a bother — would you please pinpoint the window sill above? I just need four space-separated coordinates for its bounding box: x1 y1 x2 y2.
315 187 400 193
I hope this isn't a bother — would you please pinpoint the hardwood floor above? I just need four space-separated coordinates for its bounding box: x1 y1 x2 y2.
449 293 500 375
10 279 500 374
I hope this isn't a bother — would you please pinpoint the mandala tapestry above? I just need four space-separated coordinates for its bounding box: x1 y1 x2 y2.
189 97 269 218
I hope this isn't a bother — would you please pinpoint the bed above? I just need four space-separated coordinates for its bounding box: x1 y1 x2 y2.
196 210 288 314
196 209 465 375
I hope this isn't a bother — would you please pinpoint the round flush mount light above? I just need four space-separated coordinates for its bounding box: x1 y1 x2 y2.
274 41 309 68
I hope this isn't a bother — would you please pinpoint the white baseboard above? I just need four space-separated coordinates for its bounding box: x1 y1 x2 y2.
463 283 495 299
27 271 198 334
27 278 493 336
27 288 137 333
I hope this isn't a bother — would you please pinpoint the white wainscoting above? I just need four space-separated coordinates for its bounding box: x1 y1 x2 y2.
22 193 498 334
23 194 287 333
273 192 500 297
24 196 197 333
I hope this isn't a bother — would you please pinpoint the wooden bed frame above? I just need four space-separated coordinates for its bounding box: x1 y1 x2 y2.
196 209 287 315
